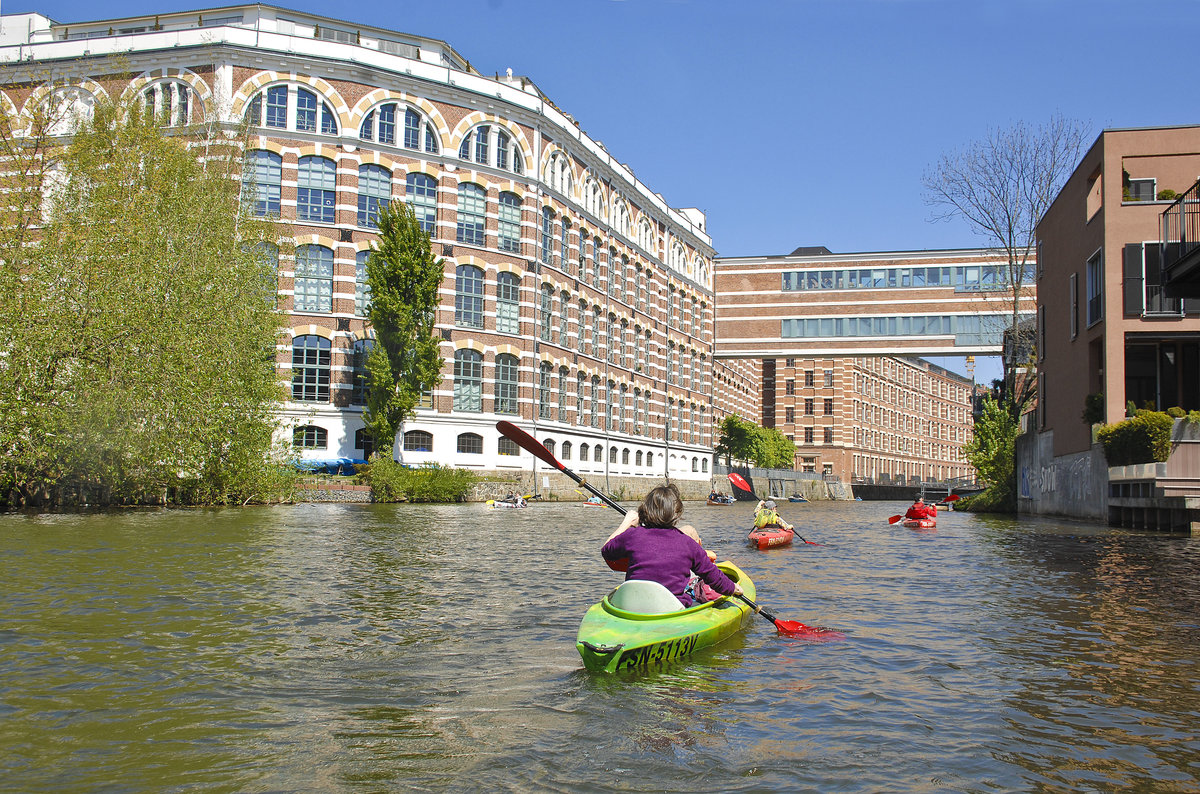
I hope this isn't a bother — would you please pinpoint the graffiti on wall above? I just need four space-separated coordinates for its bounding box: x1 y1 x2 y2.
1020 454 1095 505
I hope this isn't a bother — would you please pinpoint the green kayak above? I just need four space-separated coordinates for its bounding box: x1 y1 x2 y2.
576 562 757 673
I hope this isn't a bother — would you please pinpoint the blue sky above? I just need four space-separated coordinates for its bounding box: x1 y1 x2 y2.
10 0 1199 384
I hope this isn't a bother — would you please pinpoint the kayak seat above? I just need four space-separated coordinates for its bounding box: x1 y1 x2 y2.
608 579 684 613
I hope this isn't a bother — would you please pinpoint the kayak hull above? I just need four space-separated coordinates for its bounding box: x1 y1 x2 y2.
748 526 794 549
576 562 756 673
902 518 936 528
706 498 734 506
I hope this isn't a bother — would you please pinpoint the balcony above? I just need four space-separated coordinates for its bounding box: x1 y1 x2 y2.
1161 179 1200 298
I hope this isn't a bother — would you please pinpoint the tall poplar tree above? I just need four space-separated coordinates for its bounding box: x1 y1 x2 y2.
362 200 445 456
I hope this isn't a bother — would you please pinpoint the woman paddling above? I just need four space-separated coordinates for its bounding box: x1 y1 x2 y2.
905 496 936 522
602 483 742 607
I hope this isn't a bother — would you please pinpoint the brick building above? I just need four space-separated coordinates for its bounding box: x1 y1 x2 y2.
0 5 719 483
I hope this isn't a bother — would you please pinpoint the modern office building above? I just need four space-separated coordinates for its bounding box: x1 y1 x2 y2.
1023 125 1200 521
0 5 719 486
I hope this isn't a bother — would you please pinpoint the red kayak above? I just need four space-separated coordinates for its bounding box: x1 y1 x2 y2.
902 518 936 529
748 525 794 549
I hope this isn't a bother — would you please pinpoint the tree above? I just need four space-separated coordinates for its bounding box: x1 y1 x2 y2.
362 200 445 456
715 414 796 469
0 94 287 506
962 394 1018 512
923 114 1089 420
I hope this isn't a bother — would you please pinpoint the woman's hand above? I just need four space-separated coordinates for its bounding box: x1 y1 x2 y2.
733 583 744 596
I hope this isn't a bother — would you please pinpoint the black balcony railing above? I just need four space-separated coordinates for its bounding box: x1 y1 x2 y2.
1160 179 1200 297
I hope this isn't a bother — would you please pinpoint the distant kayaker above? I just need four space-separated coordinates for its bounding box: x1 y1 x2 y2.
905 497 936 521
602 483 742 607
753 500 793 531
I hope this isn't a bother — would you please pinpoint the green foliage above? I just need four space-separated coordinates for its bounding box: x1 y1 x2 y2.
0 95 289 507
1082 393 1105 425
962 394 1018 512
1167 406 1186 419
1158 189 1180 201
361 458 476 503
715 414 796 468
363 201 445 454
1096 411 1175 466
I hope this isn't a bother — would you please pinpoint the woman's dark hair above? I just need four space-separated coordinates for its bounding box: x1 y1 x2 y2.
638 483 684 528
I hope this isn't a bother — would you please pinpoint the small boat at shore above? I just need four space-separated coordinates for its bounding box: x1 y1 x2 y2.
706 496 735 506
581 498 606 507
486 499 527 509
748 525 795 549
788 495 808 503
576 562 756 673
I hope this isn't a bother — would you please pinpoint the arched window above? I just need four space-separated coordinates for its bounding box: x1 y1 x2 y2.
499 437 520 456
456 183 485 246
636 450 643 466
542 439 555 457
561 440 572 460
622 448 630 465
455 265 484 328
457 433 483 454
351 339 373 406
498 192 522 253
646 452 654 468
496 272 520 334
458 124 523 173
242 150 281 217
611 198 630 238
44 85 96 136
576 373 586 425
360 103 439 152
454 349 483 411
701 458 709 473
539 285 553 342
354 251 371 317
405 173 437 235
559 292 570 346
593 444 603 463
354 427 374 459
246 85 336 134
541 208 554 265
561 219 571 274
297 156 336 223
403 430 433 452
293 425 327 449
545 150 572 195
495 353 519 414
583 177 604 219
590 375 601 428
558 366 569 421
357 164 391 228
637 218 654 255
142 80 199 126
609 446 618 464
538 362 552 419
291 335 331 402
293 245 333 313
580 443 589 461
692 457 699 472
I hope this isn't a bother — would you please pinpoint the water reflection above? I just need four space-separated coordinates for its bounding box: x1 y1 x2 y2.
2 502 1200 790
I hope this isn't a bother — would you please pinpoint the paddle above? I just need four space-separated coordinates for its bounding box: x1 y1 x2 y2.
734 594 846 640
496 421 842 640
496 420 624 512
727 472 752 493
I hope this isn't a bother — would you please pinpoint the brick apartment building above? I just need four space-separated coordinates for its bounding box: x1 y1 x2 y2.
0 5 720 485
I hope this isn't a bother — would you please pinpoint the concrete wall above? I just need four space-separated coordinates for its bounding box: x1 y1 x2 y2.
1016 429 1109 520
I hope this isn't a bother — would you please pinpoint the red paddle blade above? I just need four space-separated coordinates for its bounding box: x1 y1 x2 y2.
774 620 846 641
944 494 960 502
727 472 751 491
888 515 903 524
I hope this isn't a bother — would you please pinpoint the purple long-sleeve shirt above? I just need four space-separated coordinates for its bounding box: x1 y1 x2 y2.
601 525 737 606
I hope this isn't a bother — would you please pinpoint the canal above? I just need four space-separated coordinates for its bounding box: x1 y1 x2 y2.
2 500 1198 791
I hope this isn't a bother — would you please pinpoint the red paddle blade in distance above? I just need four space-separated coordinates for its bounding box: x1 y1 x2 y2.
727 472 751 491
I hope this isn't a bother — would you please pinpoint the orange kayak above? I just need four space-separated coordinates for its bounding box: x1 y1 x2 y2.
748 525 794 549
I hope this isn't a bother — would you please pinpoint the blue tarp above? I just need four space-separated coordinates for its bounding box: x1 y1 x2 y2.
292 457 368 476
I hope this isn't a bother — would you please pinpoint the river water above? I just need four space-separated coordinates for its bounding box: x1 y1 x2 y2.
2 500 1199 792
